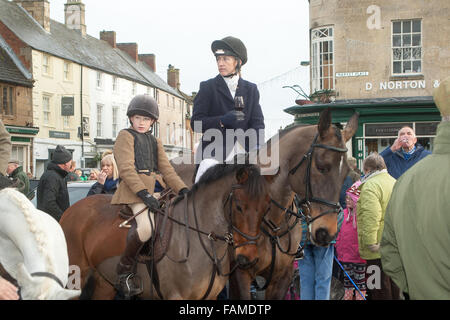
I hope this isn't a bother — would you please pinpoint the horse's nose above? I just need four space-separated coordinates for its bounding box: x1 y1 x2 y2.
315 228 333 246
236 254 250 267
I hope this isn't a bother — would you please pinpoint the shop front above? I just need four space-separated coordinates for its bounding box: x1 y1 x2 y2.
5 125 39 176
284 96 440 169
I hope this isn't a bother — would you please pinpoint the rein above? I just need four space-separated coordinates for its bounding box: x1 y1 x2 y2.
31 272 64 288
148 181 266 300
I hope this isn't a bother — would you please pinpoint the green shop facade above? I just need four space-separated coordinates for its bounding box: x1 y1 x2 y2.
284 96 440 169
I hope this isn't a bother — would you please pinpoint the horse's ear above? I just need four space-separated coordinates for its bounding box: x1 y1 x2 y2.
236 167 249 184
318 108 332 138
342 112 359 142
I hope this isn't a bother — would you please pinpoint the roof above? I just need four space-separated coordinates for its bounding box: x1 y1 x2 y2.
0 34 33 87
114 49 183 99
0 0 181 97
284 96 436 115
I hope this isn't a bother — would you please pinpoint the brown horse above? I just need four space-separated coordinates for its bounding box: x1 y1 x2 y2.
172 108 359 299
60 163 274 299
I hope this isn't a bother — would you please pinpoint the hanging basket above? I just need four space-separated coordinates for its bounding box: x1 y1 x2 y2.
295 99 314 106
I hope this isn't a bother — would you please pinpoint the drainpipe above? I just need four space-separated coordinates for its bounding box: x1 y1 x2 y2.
80 65 84 167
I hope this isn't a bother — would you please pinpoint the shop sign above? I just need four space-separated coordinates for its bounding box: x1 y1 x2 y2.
336 72 368 77
365 123 413 137
49 130 70 139
61 97 74 116
365 80 440 91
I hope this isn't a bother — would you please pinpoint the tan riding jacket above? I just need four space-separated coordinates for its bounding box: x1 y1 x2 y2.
111 128 187 205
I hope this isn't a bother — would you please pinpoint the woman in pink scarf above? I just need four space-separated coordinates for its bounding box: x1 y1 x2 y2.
335 180 367 300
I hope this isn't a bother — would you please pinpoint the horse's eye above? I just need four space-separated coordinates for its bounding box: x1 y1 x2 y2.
236 205 243 212
316 165 328 174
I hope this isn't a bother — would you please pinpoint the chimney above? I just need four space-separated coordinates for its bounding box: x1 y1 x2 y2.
117 43 138 63
167 64 180 90
100 31 116 48
64 0 86 36
139 54 156 72
14 0 51 32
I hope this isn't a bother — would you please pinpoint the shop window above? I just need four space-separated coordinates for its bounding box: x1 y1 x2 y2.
311 26 334 92
392 19 422 74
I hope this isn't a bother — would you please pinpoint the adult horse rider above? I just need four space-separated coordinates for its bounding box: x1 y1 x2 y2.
191 36 265 181
111 94 188 298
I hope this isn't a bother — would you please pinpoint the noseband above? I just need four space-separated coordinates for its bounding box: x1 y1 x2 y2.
288 132 348 224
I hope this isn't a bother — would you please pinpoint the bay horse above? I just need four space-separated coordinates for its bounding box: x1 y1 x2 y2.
59 163 274 299
0 186 80 300
172 108 359 299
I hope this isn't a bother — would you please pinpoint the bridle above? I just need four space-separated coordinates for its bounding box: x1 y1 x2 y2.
257 132 348 291
287 132 348 225
224 184 270 251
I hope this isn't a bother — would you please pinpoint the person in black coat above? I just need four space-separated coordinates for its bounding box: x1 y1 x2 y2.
191 36 265 175
87 151 119 197
37 145 72 221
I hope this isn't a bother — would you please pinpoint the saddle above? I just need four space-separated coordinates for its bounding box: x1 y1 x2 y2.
117 189 176 262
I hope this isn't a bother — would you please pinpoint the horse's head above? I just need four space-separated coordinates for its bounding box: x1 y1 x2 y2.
288 108 359 246
229 165 275 270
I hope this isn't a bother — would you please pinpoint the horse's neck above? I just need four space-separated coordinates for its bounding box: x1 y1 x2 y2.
257 130 305 225
192 175 234 229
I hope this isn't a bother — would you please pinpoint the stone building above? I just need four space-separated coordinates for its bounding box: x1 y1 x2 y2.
0 33 37 174
0 0 189 177
285 0 449 166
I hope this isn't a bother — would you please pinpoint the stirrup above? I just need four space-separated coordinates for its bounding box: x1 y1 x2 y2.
116 273 143 297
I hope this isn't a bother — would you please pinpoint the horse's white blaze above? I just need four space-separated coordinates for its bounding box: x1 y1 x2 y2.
0 188 80 300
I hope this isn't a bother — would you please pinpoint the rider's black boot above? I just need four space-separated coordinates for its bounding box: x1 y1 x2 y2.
115 226 145 298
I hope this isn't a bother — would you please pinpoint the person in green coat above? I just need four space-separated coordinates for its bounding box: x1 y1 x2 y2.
356 152 399 300
381 76 450 300
7 159 30 199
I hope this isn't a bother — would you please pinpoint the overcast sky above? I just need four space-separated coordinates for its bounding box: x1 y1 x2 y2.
50 0 311 137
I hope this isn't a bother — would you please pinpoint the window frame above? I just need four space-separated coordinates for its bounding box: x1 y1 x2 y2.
42 94 51 126
96 72 103 89
96 103 103 137
391 19 422 76
42 54 51 76
0 85 14 116
311 26 335 93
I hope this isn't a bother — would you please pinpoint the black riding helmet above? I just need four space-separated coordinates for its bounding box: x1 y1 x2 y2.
211 36 247 74
127 94 159 120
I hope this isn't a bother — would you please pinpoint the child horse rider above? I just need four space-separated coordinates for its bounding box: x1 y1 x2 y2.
111 94 189 297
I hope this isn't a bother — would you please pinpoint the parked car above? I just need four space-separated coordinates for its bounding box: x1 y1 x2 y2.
31 180 96 207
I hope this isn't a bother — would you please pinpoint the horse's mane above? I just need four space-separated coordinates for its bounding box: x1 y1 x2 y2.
172 161 266 207
0 188 54 274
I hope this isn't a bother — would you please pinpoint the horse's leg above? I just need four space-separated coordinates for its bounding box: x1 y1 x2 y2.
264 257 295 300
90 270 116 300
229 269 252 300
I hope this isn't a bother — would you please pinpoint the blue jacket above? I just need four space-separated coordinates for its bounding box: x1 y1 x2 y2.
191 75 265 162
380 144 431 179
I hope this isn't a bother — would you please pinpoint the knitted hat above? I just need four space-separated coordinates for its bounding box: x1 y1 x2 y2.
346 180 362 204
52 145 72 164
433 76 450 117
